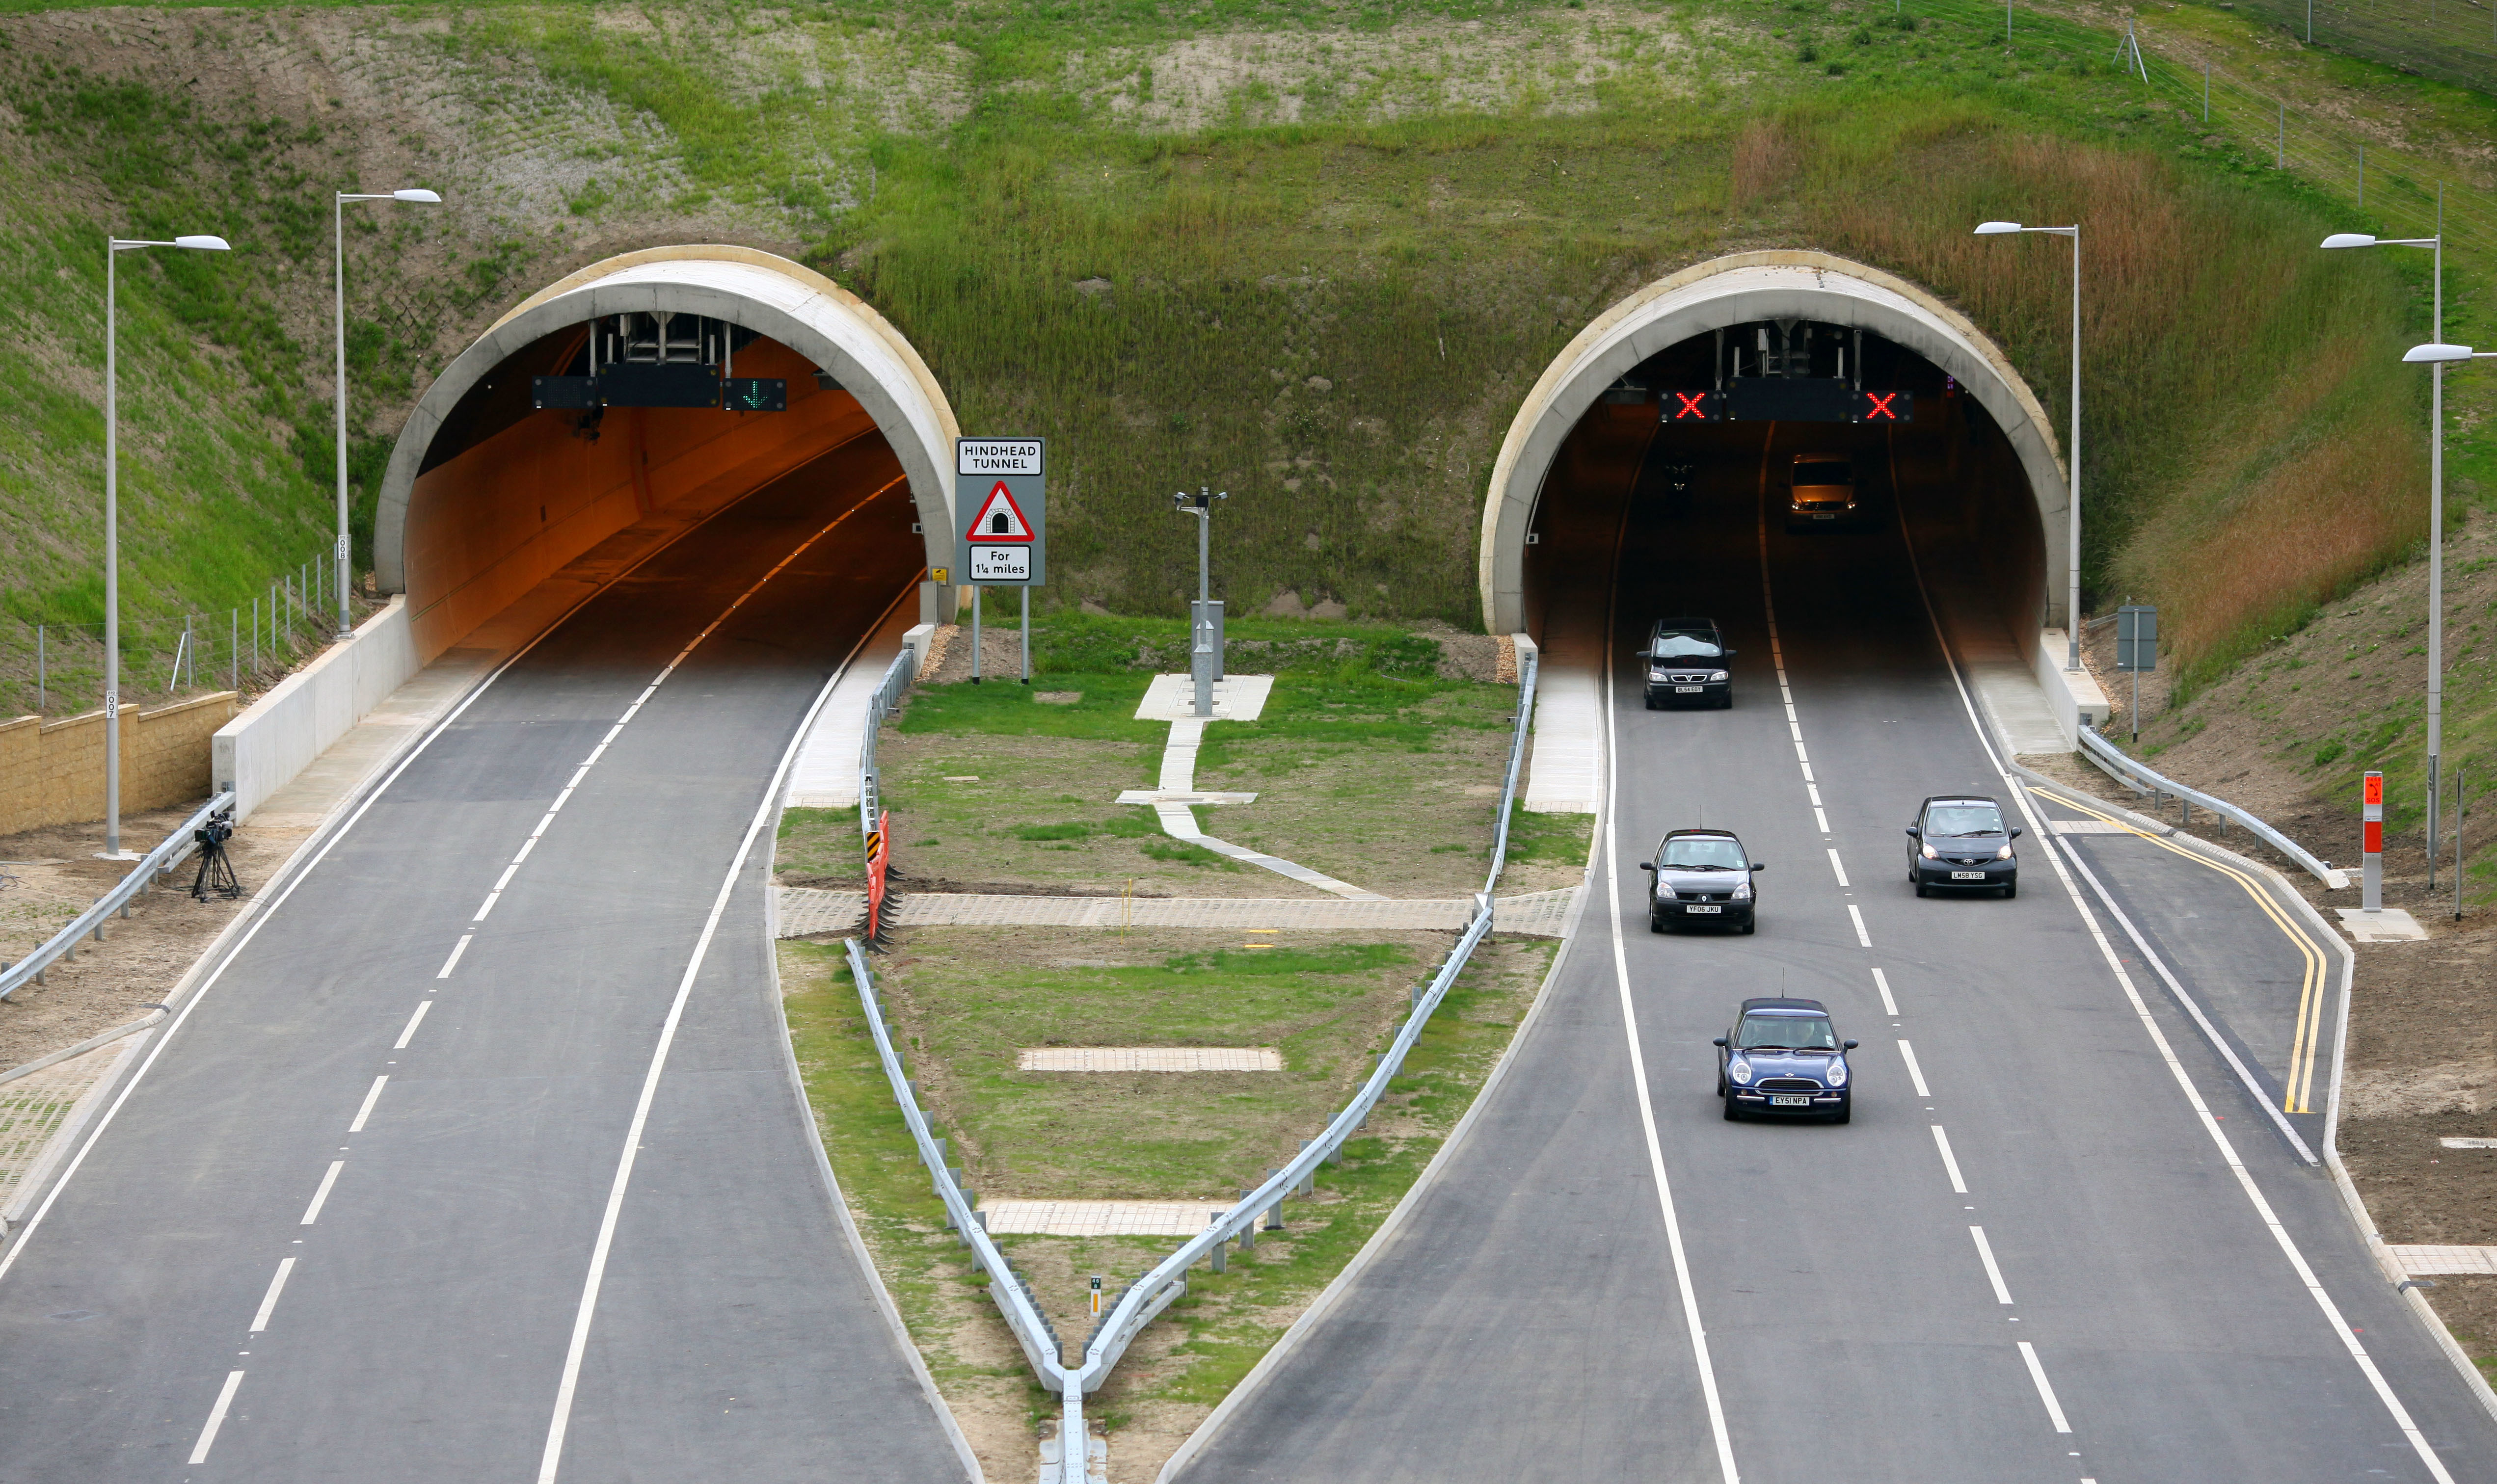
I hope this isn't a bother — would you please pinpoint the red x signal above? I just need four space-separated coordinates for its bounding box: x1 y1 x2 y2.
1862 391 1900 420
1667 391 1720 422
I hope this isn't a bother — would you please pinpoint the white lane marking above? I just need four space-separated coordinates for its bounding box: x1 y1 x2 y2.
472 892 501 922
1847 904 1871 947
1799 761 1814 783
1788 722 1803 742
492 861 522 892
1807 783 1822 806
1898 1039 1932 1097
247 1258 296 1332
298 1162 344 1225
1600 611 1741 1484
529 815 553 840
434 935 472 980
1970 1226 2014 1303
1872 967 1899 1015
566 766 591 790
393 1000 433 1050
2016 1342 2072 1431
1826 848 1850 888
187 1370 246 1463
1784 704 1797 721
1813 808 1831 834
512 831 540 863
1931 1125 1969 1193
347 1076 389 1133
550 786 574 813
583 742 607 766
2054 837 2318 1165
1893 486 2458 1484
1793 741 1809 763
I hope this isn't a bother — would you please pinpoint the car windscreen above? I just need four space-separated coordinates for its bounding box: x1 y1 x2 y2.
1792 460 1851 485
1925 802 2006 837
1736 1014 1838 1050
1660 836 1746 870
1649 632 1722 659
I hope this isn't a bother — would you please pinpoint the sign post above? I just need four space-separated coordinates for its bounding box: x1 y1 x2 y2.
954 439 1046 684
2363 770 2384 914
2115 604 2157 742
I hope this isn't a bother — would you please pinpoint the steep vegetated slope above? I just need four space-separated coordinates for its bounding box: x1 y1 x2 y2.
0 0 2475 710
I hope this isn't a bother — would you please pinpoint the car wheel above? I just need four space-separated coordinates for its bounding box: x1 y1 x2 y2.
1643 695 1659 711
1831 1103 1852 1125
1716 1076 1726 1099
1649 912 1666 934
2002 880 2018 900
1719 695 1734 710
1914 881 1930 898
1722 1096 1741 1121
1739 919 1755 935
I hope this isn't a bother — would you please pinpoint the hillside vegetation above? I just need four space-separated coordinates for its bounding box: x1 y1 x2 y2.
0 0 2484 718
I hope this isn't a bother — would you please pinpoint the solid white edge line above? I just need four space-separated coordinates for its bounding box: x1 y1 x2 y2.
187 1369 246 1464
1931 1125 1968 1194
247 1257 295 1333
1969 1225 2014 1304
435 935 472 980
393 999 434 1050
1872 967 1899 1016
1897 1039 1931 1098
2052 835 2318 1164
347 1075 389 1133
297 1161 343 1226
1890 484 2461 1484
513 833 540 864
2015 1341 2072 1432
494 862 522 891
1846 903 1870 947
1602 600 1741 1484
1826 848 1850 887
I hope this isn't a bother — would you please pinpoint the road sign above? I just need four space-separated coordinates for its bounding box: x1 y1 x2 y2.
2116 605 2157 672
954 438 1046 585
1662 385 1915 423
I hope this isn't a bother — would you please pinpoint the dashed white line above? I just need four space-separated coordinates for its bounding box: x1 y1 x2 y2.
2016 1342 2072 1432
1931 1125 1969 1193
347 1075 390 1133
1826 848 1850 888
1969 1226 2014 1304
512 833 541 865
472 892 502 922
1813 807 1831 834
434 935 473 980
1846 904 1871 947
1872 967 1899 1016
247 1258 296 1333
298 1161 344 1226
492 861 522 892
187 1370 246 1464
393 1000 433 1050
1897 1039 1932 1097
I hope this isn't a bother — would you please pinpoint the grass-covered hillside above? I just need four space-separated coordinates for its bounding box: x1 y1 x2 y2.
0 0 2485 716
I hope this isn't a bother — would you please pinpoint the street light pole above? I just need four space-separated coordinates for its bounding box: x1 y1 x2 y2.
1172 486 1228 718
102 232 230 860
2331 230 2447 870
1975 221 2083 667
334 188 442 641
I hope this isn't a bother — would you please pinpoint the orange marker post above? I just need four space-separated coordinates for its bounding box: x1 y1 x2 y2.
2363 771 2384 914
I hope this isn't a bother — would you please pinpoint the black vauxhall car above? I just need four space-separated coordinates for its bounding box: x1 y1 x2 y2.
1641 618 1735 709
1906 795 2023 898
1639 828 1764 933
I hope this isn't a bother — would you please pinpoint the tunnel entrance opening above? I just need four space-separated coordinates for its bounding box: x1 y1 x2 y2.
376 247 959 666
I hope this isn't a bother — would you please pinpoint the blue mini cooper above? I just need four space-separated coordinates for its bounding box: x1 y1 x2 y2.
1715 997 1858 1123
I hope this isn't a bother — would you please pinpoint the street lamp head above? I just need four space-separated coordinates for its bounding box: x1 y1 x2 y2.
172 235 232 251
2320 233 2379 250
1973 221 2024 235
391 188 443 204
2405 343 2477 363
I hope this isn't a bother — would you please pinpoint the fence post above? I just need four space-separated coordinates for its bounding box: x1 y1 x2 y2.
231 608 239 691
35 624 44 713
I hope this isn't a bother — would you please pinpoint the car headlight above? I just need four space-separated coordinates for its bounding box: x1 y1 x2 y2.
1709 670 1729 682
1728 1058 1754 1085
1825 1058 1848 1087
1920 843 1938 859
1732 880 1752 901
1650 669 1669 680
1996 844 2014 860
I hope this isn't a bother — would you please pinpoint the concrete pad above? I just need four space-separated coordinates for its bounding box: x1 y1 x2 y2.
979 1199 1228 1237
784 602 922 809
1135 673 1273 721
1115 791 1259 806
2438 1138 2497 1150
1523 664 1601 814
2336 906 2428 942
2389 1245 2497 1275
2048 820 2137 835
1017 1048 1282 1072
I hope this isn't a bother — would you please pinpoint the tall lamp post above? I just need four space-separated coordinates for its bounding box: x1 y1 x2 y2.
2326 229 2446 866
333 188 441 641
1975 219 2084 670
103 232 231 860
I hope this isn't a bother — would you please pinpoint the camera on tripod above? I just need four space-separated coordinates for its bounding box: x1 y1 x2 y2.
191 807 242 901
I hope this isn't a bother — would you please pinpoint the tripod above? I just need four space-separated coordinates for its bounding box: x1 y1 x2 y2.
191 816 243 901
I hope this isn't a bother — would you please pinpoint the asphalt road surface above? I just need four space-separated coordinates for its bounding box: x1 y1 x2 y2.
0 437 967 1483
1174 413 2497 1482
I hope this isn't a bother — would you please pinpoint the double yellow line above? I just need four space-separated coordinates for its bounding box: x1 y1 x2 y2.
2047 791 2329 1114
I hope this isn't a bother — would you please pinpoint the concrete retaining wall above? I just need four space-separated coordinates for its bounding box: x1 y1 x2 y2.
2031 627 2110 746
212 596 421 822
0 692 237 836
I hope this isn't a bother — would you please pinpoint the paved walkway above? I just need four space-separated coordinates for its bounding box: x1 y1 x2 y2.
980 1198 1229 1237
2390 1245 2497 1275
784 604 923 809
1132 681 1386 901
1018 1048 1282 1072
775 885 1577 938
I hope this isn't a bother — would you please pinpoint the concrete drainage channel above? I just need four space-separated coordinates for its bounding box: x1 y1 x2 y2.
841 645 1540 1482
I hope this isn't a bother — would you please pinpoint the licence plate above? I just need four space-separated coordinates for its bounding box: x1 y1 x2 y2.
1685 904 1721 914
1951 870 1986 880
1811 513 1836 520
1771 1095 1811 1106
1674 685 1703 693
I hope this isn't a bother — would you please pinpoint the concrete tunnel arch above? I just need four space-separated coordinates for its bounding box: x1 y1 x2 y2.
1479 250 2069 638
374 245 960 661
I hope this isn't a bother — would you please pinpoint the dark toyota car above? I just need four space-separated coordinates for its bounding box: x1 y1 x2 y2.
1906 795 2023 898
1642 618 1736 709
1717 997 1857 1122
1638 828 1764 933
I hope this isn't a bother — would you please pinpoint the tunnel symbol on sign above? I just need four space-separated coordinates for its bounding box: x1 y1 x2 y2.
967 482 1034 541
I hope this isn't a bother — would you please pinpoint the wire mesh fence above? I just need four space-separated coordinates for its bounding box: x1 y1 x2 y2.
0 550 380 720
2230 0 2497 96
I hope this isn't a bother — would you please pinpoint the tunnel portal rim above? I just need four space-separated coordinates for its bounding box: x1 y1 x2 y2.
1477 250 2067 638
373 244 960 609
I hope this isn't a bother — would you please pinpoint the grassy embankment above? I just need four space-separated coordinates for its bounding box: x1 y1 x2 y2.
0 0 2476 719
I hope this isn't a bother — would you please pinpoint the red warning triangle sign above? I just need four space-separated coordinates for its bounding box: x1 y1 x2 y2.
966 481 1035 541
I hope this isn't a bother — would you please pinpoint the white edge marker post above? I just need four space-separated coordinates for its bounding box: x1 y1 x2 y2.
188 1370 247 1464
2363 769 2384 913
